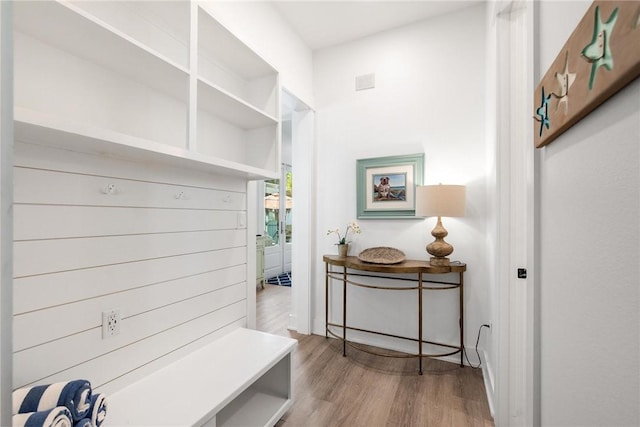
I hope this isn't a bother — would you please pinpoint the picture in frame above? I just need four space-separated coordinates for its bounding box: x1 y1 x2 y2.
356 153 424 219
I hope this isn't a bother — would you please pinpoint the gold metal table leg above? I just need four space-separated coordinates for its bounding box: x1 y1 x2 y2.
342 265 347 356
419 272 423 375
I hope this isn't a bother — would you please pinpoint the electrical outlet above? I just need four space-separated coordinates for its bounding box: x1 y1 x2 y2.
102 309 121 339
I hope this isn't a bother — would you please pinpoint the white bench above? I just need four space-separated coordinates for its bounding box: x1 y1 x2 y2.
107 328 297 427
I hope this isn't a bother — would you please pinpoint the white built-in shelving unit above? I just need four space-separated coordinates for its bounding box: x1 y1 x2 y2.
14 0 280 179
11 2 287 425
108 328 296 427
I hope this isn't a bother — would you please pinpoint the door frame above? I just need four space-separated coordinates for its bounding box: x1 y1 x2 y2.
248 89 314 335
287 89 314 334
0 2 13 424
493 1 539 425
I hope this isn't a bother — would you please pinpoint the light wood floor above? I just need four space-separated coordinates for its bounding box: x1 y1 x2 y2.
256 284 494 427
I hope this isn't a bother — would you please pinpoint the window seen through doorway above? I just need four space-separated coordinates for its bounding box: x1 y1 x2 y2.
263 171 292 247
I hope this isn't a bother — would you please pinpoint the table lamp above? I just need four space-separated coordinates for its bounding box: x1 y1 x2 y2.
415 184 466 266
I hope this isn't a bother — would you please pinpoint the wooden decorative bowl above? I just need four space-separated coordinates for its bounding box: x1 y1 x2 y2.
357 247 406 264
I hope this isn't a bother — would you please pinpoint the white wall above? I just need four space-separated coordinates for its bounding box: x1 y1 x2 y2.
12 142 249 394
201 1 314 108
282 119 292 165
313 4 490 359
537 1 640 425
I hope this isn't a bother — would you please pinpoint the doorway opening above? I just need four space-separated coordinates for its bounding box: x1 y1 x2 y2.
256 89 314 335
263 164 293 280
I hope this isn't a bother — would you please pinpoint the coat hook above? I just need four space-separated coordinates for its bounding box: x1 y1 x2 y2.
175 191 187 200
222 195 232 203
102 184 117 195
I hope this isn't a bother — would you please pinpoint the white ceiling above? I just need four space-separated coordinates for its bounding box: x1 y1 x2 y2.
272 1 481 50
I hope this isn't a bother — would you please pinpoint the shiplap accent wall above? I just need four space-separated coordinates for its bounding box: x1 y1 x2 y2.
13 141 249 394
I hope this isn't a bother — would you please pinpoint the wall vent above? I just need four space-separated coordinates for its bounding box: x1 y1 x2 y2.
355 73 375 91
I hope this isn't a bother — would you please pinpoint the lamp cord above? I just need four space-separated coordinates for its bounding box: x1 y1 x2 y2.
463 324 490 369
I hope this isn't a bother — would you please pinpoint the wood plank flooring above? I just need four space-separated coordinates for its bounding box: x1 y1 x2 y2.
257 283 494 427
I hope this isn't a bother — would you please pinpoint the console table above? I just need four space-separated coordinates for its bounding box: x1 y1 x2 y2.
323 255 466 374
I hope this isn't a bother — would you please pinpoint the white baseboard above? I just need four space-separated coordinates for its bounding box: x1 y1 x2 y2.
312 317 325 336
287 313 297 332
481 349 496 419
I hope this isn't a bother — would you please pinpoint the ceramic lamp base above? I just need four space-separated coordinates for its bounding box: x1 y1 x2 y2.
429 256 450 266
426 217 454 266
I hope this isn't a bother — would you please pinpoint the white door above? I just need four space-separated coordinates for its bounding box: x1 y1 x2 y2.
263 166 292 280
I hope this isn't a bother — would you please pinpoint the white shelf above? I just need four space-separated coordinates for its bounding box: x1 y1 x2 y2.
67 0 190 69
14 0 281 179
14 0 189 103
197 6 279 118
107 328 297 427
197 6 276 82
198 78 278 130
217 389 291 427
14 108 278 180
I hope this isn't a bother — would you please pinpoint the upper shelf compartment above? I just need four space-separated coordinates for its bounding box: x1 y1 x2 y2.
197 78 277 130
67 1 191 70
197 6 279 119
14 0 189 103
13 1 281 180
14 0 189 150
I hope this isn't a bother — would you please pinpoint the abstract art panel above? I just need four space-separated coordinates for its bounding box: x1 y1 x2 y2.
534 1 640 148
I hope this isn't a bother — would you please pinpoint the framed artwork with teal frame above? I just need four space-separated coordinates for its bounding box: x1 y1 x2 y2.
356 153 424 219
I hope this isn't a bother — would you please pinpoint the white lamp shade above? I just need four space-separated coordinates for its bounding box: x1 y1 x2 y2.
415 185 466 218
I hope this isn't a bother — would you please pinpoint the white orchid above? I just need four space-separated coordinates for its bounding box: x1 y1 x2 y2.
327 221 361 245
